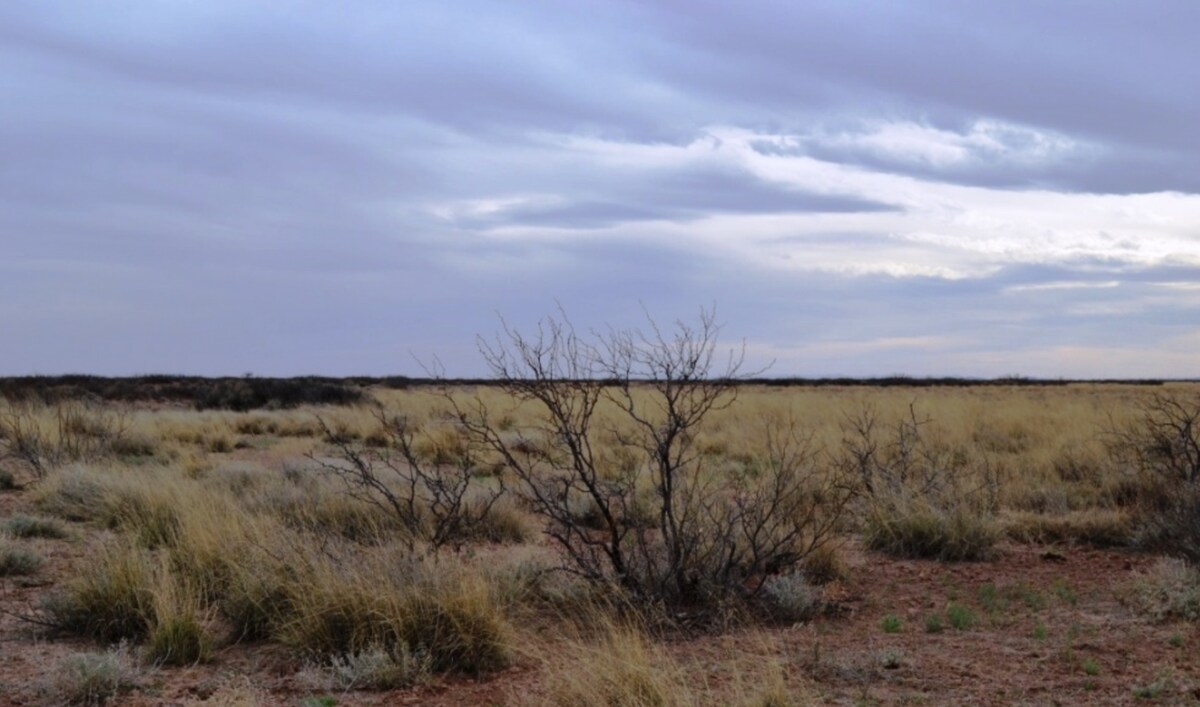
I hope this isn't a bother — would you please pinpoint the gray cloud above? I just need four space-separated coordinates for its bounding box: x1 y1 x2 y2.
1 1 1198 377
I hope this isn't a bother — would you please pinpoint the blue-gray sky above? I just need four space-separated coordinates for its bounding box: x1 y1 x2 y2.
3 1 1199 378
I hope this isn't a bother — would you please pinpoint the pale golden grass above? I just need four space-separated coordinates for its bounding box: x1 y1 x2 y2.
532 617 818 706
146 556 215 665
17 382 1200 700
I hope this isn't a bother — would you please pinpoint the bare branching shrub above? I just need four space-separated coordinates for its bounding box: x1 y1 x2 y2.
448 309 852 615
0 401 131 480
1110 394 1200 560
311 409 505 554
842 404 999 561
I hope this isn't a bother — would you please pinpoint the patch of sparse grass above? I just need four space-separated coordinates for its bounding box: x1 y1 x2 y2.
924 613 944 634
880 615 902 633
1033 622 1048 641
1132 676 1171 700
4 513 69 539
1051 577 1078 606
1083 657 1100 676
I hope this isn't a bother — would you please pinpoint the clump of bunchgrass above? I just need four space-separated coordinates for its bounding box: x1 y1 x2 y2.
42 540 156 642
146 562 215 665
537 621 695 707
864 500 999 562
278 552 511 676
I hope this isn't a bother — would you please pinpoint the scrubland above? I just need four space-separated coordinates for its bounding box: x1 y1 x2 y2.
1 381 1199 705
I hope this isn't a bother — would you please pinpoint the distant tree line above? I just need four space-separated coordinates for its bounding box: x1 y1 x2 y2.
0 374 1176 411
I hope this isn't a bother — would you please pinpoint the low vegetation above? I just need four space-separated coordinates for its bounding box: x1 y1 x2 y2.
1 343 1198 702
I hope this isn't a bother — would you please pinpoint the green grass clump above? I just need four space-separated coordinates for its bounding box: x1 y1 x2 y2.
880 615 902 634
864 502 998 562
924 613 944 634
946 603 975 631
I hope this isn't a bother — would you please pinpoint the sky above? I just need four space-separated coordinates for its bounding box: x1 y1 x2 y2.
3 1 1199 378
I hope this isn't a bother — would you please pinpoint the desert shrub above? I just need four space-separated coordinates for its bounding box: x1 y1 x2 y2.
312 643 433 691
0 467 16 490
0 538 42 576
842 405 999 561
1121 558 1200 623
4 513 69 539
449 309 852 616
759 573 823 623
310 410 506 555
1110 394 1200 561
0 401 132 479
43 541 156 642
43 644 143 705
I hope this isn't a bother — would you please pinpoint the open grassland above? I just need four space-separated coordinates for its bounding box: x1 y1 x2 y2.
1 382 1199 705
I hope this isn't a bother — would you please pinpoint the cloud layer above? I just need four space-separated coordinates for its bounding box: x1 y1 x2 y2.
2 1 1198 377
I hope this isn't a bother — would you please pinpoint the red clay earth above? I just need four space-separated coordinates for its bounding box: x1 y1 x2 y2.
2 482 1197 706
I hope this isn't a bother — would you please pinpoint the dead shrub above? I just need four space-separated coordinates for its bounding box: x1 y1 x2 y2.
449 308 852 617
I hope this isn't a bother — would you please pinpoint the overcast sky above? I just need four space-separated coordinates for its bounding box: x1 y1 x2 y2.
3 1 1199 378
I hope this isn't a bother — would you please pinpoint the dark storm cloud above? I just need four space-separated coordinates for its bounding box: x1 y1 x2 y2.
1 1 1198 376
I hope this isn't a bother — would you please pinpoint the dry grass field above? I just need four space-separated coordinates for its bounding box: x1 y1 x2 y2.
2 381 1199 705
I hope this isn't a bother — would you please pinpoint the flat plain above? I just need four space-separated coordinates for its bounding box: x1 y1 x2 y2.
1 380 1198 705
